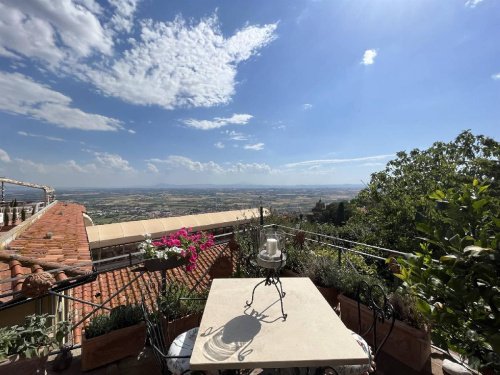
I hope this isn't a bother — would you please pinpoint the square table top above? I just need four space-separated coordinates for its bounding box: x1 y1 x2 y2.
190 277 369 370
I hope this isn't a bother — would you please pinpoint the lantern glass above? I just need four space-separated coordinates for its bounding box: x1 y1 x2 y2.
259 229 281 257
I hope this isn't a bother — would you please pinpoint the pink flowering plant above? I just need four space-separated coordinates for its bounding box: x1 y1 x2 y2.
139 228 215 272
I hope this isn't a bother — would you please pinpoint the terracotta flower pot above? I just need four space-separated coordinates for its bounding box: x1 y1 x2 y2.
338 294 431 371
0 354 48 375
81 322 146 371
316 285 340 310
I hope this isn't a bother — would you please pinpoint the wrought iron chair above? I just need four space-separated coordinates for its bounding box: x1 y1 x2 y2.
141 301 199 375
140 272 206 375
319 280 396 375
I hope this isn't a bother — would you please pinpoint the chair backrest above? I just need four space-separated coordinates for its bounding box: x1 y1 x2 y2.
355 280 395 359
141 300 169 374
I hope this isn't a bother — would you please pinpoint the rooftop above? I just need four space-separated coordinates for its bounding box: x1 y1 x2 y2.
0 202 90 303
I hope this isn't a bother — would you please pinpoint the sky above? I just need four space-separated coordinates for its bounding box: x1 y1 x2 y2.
0 0 498 188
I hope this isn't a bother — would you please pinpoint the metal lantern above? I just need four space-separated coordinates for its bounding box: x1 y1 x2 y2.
256 228 286 269
246 227 287 320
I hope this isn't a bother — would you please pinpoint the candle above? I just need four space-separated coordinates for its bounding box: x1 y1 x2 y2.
267 238 278 256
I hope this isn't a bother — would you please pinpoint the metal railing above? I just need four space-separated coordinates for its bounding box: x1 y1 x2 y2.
0 223 405 354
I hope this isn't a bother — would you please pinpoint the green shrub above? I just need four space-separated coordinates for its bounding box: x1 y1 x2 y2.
388 291 427 330
84 315 111 340
0 314 70 360
157 282 207 321
85 305 143 339
283 237 313 274
232 224 263 278
397 180 499 371
301 254 340 288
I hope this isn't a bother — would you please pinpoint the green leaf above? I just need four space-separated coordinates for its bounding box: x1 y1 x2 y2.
415 298 432 316
430 190 446 199
472 199 488 211
440 255 457 262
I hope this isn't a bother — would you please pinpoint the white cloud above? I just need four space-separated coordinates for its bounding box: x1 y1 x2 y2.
0 3 277 111
492 73 500 80
148 155 274 175
18 131 65 142
15 158 47 174
146 162 159 173
128 129 136 134
285 154 394 168
244 143 265 151
108 0 140 33
214 142 225 149
0 0 112 65
223 130 249 141
0 149 11 163
361 49 377 65
303 103 313 110
150 155 225 174
94 152 134 172
81 15 277 109
361 162 385 167
227 163 273 174
65 159 96 173
182 114 253 130
0 72 123 131
465 0 484 7
77 0 103 14
65 154 134 173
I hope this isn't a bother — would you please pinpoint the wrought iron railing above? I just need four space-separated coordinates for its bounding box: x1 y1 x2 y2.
0 223 404 354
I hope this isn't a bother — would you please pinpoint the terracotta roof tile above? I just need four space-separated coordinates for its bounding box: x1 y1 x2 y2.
0 202 91 303
70 243 234 343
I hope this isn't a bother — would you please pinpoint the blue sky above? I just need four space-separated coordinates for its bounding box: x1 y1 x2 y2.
0 0 498 187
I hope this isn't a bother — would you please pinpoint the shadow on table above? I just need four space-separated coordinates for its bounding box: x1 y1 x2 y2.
201 299 286 363
201 315 259 362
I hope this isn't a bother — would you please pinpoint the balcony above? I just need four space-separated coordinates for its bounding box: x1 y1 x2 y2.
0 203 486 375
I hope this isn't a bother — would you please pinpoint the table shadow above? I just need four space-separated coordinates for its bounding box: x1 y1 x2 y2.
202 315 261 362
201 298 286 363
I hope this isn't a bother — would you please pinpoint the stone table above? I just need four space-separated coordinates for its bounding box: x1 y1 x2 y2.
190 277 369 371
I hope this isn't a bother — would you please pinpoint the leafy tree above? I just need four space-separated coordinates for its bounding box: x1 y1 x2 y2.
396 180 499 371
336 201 346 225
346 130 499 252
310 201 351 225
21 208 26 221
12 208 17 224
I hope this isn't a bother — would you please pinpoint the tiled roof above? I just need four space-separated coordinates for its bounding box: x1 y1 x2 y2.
70 243 234 343
0 202 91 303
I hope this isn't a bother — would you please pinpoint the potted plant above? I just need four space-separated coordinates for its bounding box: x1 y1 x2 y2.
337 271 431 371
0 314 70 374
81 305 145 371
157 281 207 346
301 253 343 308
139 228 215 272
281 239 312 277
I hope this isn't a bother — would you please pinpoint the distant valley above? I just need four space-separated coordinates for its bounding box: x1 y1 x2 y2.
53 187 362 225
